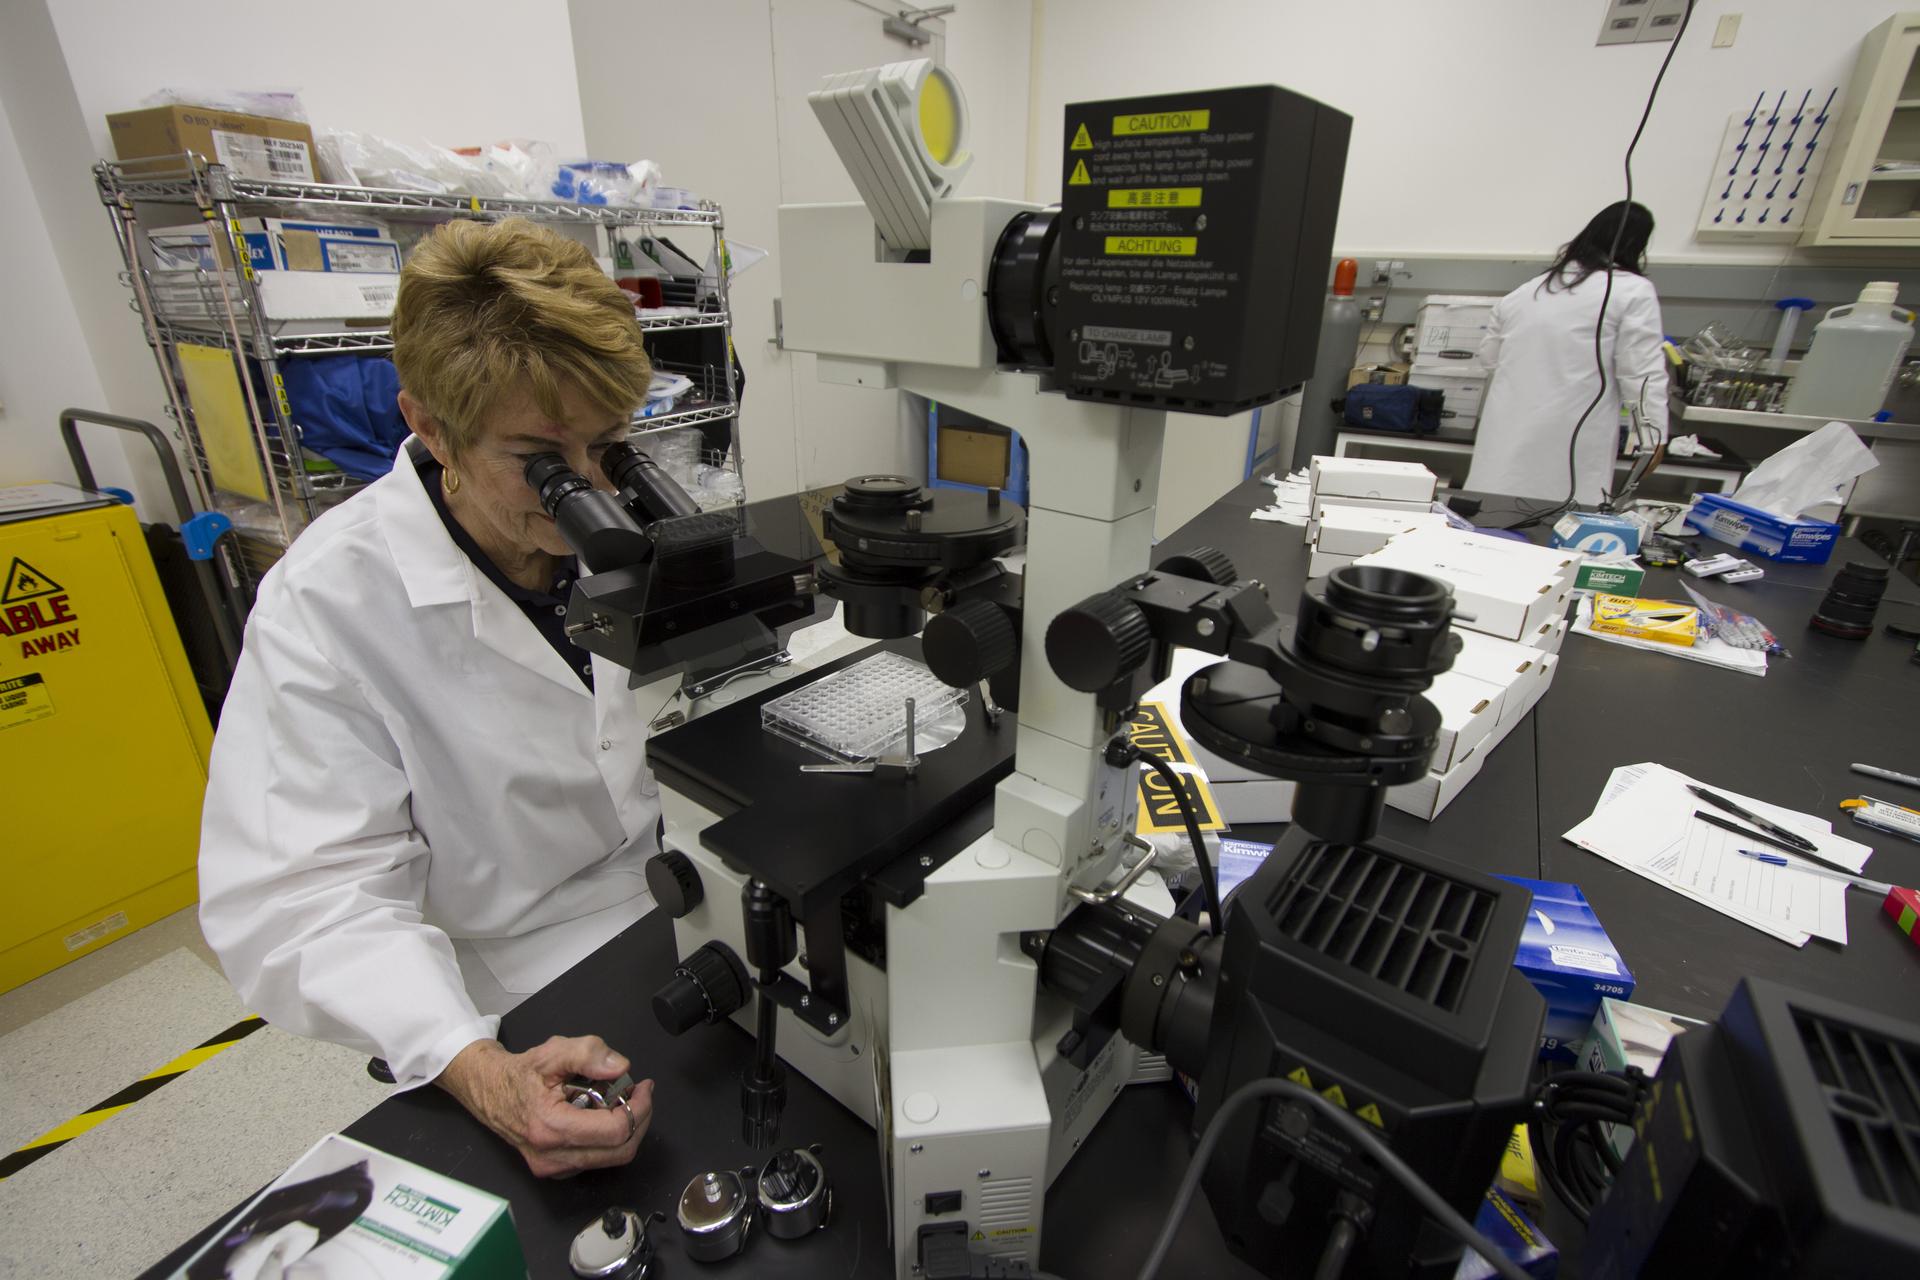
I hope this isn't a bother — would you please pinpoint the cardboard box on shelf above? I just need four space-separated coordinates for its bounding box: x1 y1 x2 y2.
1310 455 1438 503
257 271 401 322
1495 877 1636 1064
108 105 316 182
1406 368 1487 420
1345 363 1409 389
1412 295 1496 370
149 218 395 275
1314 505 1449 558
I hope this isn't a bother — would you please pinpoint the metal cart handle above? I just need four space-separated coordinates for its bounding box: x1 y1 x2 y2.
58 407 242 672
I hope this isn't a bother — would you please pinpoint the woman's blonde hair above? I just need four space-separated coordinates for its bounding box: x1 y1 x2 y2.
391 217 651 454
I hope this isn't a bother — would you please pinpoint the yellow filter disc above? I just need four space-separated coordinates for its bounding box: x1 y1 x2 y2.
918 68 961 166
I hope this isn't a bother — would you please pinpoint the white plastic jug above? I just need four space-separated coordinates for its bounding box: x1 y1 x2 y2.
1782 282 1916 420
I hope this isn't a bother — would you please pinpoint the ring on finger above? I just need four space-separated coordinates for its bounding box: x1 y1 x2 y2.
618 1094 637 1143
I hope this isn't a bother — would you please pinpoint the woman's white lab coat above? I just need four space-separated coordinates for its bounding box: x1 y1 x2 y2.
1465 268 1669 504
199 443 657 1088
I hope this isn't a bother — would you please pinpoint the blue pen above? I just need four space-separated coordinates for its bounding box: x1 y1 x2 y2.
1739 848 1788 866
1738 849 1894 895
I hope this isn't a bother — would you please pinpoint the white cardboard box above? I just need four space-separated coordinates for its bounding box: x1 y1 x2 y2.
1309 456 1438 503
1387 743 1486 820
1358 527 1577 640
1406 368 1487 420
257 270 401 320
1521 616 1570 655
1517 651 1560 714
1308 547 1357 579
1412 295 1496 368
1453 630 1551 730
1213 777 1298 825
1315 506 1450 558
1312 494 1436 522
1425 668 1506 773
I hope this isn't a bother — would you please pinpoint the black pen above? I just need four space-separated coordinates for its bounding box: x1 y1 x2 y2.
1692 810 1862 876
1685 784 1819 853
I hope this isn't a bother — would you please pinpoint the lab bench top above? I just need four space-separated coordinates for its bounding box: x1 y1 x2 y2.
143 481 1920 1280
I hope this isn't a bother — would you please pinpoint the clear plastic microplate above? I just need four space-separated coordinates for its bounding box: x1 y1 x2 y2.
761 651 968 764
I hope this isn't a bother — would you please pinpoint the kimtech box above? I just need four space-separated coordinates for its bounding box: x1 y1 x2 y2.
172 1135 524 1277
1683 492 1841 564
1495 877 1635 1064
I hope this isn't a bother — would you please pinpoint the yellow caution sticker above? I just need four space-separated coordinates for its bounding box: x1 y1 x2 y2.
1070 122 1094 151
1126 703 1194 765
1112 109 1211 136
1286 1066 1314 1089
0 673 54 731
1103 236 1198 257
1498 1124 1538 1197
1356 1102 1386 1129
1320 1083 1349 1110
1107 187 1203 209
971 1231 984 1242
1068 158 1092 186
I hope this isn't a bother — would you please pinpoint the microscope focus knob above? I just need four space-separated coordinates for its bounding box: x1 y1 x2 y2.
652 941 751 1035
645 850 704 918
1156 545 1237 587
923 599 1018 686
1046 592 1152 692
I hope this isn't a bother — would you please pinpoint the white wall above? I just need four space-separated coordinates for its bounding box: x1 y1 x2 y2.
0 0 588 506
1028 0 1907 264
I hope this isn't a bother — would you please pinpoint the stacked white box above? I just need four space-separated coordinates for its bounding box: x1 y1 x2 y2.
1302 456 1440 569
1405 367 1487 433
1356 527 1576 641
1310 456 1440 503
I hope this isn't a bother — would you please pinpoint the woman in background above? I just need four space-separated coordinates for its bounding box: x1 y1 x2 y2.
1467 201 1668 504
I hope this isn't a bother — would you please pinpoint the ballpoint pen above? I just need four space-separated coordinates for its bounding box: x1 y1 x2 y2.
1737 848 1894 896
1691 810 1862 876
1686 783 1819 853
1851 763 1920 790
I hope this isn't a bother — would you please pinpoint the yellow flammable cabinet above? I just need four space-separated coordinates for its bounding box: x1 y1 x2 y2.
0 485 212 992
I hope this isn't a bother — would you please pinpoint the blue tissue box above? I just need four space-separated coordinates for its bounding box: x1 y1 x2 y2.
1452 1187 1558 1279
1494 876 1635 1064
1683 492 1839 564
1549 511 1641 556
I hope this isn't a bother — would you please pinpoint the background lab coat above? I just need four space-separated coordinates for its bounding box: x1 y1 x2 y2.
200 442 658 1089
1465 268 1669 504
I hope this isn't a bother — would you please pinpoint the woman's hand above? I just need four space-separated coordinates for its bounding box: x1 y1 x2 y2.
437 1035 655 1177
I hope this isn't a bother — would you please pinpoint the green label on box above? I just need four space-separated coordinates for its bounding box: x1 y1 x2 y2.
1576 563 1644 595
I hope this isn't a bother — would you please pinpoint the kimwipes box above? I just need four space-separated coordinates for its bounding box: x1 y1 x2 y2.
172 1135 525 1277
1493 877 1635 1064
1357 527 1576 641
108 104 317 182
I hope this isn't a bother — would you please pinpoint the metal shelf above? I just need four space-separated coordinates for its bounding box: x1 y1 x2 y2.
151 312 726 360
98 159 721 226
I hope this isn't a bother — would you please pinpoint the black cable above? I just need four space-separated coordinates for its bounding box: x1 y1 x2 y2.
1132 749 1224 936
1504 0 1695 530
1136 1077 1533 1280
1529 1068 1648 1224
1312 1218 1359 1280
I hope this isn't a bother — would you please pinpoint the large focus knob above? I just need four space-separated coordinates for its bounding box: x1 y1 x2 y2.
1156 545 1237 587
1046 592 1152 692
646 850 703 918
652 941 750 1035
923 599 1018 687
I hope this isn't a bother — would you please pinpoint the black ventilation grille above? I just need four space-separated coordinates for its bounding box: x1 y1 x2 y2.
1794 1010 1920 1214
1264 844 1494 1014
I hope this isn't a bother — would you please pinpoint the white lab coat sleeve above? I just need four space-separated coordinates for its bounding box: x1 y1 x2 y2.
1615 286 1670 443
1477 296 1508 371
199 611 497 1089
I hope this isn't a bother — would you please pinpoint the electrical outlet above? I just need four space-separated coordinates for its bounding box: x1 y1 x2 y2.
1713 13 1739 47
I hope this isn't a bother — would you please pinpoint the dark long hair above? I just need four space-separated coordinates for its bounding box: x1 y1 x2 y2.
1541 201 1654 293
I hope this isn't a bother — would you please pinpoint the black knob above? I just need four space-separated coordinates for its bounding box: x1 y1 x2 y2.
1156 546 1237 587
646 850 704 918
653 941 750 1035
923 599 1019 686
1046 592 1152 692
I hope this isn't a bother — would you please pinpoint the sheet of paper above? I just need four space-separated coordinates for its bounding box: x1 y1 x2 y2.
1566 762 1868 946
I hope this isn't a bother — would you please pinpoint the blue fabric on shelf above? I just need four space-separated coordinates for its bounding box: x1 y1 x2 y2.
281 355 410 481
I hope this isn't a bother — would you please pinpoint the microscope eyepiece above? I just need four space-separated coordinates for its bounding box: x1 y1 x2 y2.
522 452 653 574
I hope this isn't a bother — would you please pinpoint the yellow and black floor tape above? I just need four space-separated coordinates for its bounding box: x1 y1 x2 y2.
0 1015 264 1181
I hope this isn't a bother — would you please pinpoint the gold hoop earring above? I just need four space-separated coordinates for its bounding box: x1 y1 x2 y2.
443 467 461 495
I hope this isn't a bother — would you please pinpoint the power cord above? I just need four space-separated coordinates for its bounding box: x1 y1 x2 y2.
1527 1067 1649 1225
1136 1077 1534 1280
1111 740 1224 935
1504 0 1696 531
